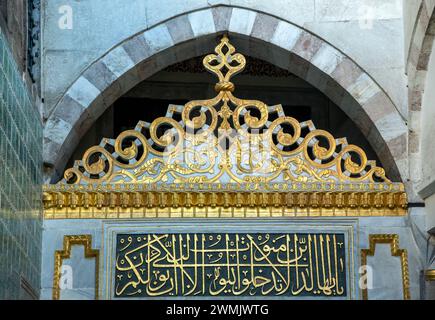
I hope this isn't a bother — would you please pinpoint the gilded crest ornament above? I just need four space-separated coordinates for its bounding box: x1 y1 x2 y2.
61 35 391 186
43 36 407 217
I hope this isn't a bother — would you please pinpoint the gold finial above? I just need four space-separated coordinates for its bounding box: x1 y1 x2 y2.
203 35 246 92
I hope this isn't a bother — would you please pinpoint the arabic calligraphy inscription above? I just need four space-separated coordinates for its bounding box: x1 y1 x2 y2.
115 233 346 297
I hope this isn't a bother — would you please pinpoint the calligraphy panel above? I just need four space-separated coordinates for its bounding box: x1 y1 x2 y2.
114 233 346 298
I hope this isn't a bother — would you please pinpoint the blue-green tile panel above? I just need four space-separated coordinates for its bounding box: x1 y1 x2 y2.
0 29 42 299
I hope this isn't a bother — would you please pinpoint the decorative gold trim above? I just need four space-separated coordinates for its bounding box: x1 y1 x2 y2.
52 235 99 300
361 234 410 300
425 269 435 281
43 183 407 219
43 36 408 218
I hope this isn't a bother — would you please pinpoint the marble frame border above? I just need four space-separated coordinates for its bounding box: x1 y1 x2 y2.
100 218 358 300
360 234 410 300
52 235 100 300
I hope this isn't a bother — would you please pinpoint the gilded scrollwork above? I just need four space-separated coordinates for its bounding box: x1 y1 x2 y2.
62 35 391 187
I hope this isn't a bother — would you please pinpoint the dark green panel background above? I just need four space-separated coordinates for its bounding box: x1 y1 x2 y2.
114 232 347 298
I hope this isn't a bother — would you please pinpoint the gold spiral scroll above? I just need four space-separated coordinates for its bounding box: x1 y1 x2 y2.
60 35 397 187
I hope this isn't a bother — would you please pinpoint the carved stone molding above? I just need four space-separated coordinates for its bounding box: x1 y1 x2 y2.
361 234 410 300
52 235 99 300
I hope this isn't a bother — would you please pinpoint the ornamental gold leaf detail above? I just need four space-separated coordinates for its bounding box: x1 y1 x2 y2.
62 35 391 186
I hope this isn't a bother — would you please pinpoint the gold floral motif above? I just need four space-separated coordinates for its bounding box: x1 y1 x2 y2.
61 35 392 186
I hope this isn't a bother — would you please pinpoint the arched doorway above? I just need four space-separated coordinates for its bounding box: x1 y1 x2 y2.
42 36 414 300
43 7 407 185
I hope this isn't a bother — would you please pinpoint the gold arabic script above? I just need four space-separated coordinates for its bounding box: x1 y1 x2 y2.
114 232 347 297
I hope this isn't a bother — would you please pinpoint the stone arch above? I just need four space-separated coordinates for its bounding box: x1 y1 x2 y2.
43 6 407 183
406 1 435 199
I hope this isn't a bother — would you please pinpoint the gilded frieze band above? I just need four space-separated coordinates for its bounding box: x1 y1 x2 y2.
425 270 435 281
43 189 407 219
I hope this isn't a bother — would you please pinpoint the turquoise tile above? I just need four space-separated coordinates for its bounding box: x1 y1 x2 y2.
0 31 42 299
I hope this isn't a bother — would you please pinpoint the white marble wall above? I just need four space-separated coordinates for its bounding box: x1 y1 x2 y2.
40 220 103 300
415 29 435 230
358 212 426 300
404 0 424 65
41 215 425 300
404 0 435 203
